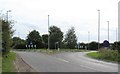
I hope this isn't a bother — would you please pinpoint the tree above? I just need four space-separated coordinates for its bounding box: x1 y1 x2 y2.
49 26 63 49
2 20 14 55
42 34 48 48
111 41 120 51
78 42 86 49
64 27 77 49
89 42 98 50
61 41 67 49
26 30 43 49
12 37 26 49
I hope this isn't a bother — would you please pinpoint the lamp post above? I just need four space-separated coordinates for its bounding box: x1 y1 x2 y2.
97 9 100 50
6 10 11 21
48 15 50 50
88 31 90 50
107 21 109 42
116 28 118 50
116 28 118 42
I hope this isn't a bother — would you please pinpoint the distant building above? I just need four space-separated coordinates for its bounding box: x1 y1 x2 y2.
118 1 120 41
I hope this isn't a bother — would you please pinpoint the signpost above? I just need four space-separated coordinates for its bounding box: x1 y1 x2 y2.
55 42 59 51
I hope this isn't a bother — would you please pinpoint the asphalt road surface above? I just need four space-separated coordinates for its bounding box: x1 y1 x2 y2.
16 51 118 72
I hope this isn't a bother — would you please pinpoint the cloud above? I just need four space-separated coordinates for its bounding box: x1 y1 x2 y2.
0 0 119 43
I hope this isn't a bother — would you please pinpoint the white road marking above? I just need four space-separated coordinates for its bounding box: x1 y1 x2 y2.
57 58 69 63
78 64 104 72
57 58 102 71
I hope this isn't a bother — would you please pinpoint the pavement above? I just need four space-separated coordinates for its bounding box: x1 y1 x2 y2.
14 53 36 72
16 51 118 72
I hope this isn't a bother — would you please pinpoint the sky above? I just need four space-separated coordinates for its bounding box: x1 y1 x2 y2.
0 0 119 43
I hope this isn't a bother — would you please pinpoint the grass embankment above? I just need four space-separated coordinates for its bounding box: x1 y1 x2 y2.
87 49 120 63
2 52 16 72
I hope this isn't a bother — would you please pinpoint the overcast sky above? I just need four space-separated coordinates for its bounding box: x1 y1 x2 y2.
0 0 119 43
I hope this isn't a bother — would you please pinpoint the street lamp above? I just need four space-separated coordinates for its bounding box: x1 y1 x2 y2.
107 21 109 42
88 31 90 50
48 15 50 50
97 9 100 50
116 28 118 50
6 10 11 21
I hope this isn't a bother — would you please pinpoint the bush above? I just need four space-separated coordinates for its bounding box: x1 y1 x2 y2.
99 48 119 62
87 48 120 62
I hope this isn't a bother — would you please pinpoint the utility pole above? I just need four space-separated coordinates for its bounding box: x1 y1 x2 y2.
97 9 100 50
107 21 109 42
88 31 90 50
48 15 50 50
116 28 118 42
116 28 118 50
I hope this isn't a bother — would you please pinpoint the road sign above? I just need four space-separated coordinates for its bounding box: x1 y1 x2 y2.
103 40 109 47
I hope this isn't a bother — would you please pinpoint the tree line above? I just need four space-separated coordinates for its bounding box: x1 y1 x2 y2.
1 19 120 56
12 26 78 49
11 25 120 50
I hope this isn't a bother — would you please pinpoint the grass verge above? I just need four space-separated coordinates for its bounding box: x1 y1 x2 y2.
2 52 16 72
87 52 101 59
14 49 90 55
38 49 90 54
87 49 120 63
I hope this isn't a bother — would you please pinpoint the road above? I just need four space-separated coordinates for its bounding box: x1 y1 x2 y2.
16 51 118 72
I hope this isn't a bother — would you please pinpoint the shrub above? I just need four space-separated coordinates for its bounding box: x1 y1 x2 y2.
99 48 119 62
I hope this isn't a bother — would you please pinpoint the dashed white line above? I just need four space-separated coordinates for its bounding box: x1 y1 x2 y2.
78 64 104 72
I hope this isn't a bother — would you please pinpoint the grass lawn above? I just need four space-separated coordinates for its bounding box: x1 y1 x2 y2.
2 52 16 72
87 49 120 63
87 52 101 59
